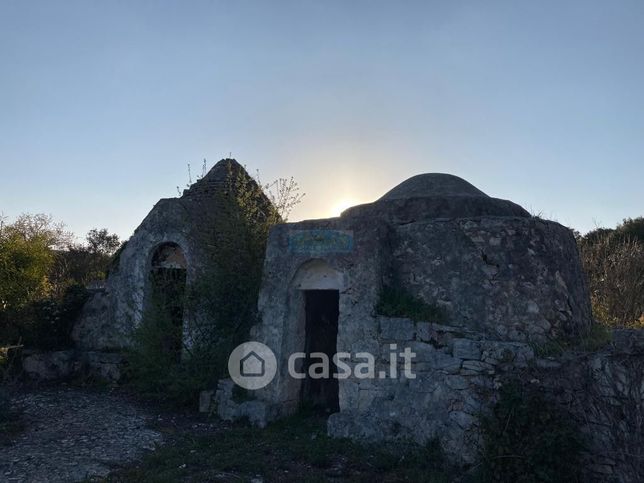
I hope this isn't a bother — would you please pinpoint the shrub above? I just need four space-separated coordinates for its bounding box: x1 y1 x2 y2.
578 228 644 328
32 284 89 349
479 381 584 482
0 215 117 348
0 284 89 350
0 216 57 310
534 322 613 357
578 322 613 351
48 228 121 298
376 286 446 323
126 290 228 407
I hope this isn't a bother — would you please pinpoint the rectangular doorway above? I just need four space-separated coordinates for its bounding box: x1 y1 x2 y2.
301 289 339 413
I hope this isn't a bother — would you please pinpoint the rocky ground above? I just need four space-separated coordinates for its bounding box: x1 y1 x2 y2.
0 385 170 482
0 385 453 482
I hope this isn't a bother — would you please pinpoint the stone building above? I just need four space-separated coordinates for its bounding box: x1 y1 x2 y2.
72 159 273 358
64 164 642 481
217 173 644 481
240 173 590 454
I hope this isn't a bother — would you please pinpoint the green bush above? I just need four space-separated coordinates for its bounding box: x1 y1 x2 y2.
0 284 89 350
479 381 584 482
0 214 118 348
376 286 446 323
578 217 644 328
29 284 89 350
534 322 613 357
126 294 228 407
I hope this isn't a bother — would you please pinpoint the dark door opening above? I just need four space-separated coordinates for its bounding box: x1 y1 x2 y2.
301 289 339 414
149 267 186 362
148 243 188 363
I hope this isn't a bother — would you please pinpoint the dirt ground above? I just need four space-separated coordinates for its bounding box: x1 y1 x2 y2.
0 385 452 483
0 385 219 482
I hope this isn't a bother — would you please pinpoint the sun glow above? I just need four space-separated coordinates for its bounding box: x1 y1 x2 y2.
329 198 360 217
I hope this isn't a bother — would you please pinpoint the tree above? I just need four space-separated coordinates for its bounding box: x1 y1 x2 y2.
86 228 120 256
0 217 114 348
0 214 72 310
254 172 305 222
616 217 644 244
0 228 53 310
7 213 73 249
48 229 121 295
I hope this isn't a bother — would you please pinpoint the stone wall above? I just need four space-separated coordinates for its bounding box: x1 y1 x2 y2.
22 350 124 382
539 329 644 482
327 316 537 464
72 159 272 353
248 200 637 480
326 321 644 482
252 218 391 412
393 217 592 343
72 198 203 351
253 210 591 413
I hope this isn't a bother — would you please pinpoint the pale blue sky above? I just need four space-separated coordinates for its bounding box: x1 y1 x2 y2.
1 0 642 240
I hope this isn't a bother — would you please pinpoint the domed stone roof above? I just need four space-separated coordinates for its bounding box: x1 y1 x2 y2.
379 173 488 200
342 172 529 221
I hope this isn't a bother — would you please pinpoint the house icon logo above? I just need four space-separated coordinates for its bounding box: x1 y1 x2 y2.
240 351 265 377
228 341 277 390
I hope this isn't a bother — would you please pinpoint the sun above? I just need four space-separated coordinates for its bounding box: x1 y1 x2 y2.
329 198 360 217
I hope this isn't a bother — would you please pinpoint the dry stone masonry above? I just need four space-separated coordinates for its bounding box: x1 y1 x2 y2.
74 159 258 351
241 172 641 482
62 164 642 482
69 159 273 378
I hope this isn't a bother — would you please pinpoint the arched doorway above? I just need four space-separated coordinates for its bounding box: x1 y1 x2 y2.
147 242 187 361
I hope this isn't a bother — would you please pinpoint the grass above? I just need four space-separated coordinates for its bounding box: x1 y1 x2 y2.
376 286 446 323
578 322 613 352
533 323 613 357
479 380 584 483
108 412 453 482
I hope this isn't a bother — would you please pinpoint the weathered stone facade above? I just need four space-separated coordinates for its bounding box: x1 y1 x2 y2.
541 330 644 482
69 159 273 379
67 166 642 481
73 159 269 353
22 349 124 382
251 173 591 413
229 173 643 480
326 316 536 463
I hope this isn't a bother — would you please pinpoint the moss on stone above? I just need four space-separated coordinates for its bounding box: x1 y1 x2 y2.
376 286 446 323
